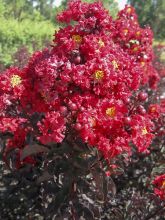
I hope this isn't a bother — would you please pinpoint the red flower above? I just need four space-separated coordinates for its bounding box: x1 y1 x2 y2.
153 174 165 200
130 115 154 153
37 111 66 144
0 117 27 133
148 104 161 119
0 67 27 98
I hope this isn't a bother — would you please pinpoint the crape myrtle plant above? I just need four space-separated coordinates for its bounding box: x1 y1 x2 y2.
0 0 165 219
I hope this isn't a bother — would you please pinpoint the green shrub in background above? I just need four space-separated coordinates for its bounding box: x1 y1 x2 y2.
0 0 57 68
0 18 55 67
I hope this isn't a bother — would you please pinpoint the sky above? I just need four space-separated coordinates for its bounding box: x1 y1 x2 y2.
54 0 128 9
117 0 127 9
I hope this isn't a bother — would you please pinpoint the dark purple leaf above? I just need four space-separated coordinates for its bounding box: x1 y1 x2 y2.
20 144 49 160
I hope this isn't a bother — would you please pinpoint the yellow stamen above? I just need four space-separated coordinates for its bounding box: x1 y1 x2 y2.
162 180 165 189
150 107 156 113
132 47 138 52
136 31 141 36
72 35 82 44
11 75 22 87
142 127 148 135
141 61 145 66
127 7 132 13
106 107 116 118
123 29 128 35
98 39 105 48
112 60 119 69
94 70 104 80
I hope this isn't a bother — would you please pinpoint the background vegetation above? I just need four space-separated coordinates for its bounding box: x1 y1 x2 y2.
0 0 57 68
128 0 165 40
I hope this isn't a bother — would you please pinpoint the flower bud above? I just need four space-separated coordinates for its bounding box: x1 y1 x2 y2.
60 106 67 116
124 97 131 104
74 56 81 64
137 105 146 115
69 103 77 111
124 117 131 125
80 106 85 111
75 123 82 131
138 92 148 101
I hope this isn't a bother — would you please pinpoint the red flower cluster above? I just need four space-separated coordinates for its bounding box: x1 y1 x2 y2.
153 174 165 200
0 1 164 167
37 111 66 144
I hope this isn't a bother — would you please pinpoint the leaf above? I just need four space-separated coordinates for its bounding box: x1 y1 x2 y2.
47 184 70 213
111 208 123 219
81 206 95 219
152 164 165 175
37 171 52 184
20 144 49 160
73 157 89 171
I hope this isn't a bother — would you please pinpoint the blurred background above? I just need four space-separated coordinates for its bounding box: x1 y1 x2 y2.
0 0 164 71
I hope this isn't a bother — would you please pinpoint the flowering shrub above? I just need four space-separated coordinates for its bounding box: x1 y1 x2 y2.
0 1 164 219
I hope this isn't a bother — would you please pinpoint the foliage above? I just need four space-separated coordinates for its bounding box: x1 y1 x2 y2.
0 18 55 67
128 0 165 39
0 1 165 219
1 135 165 219
0 0 56 68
